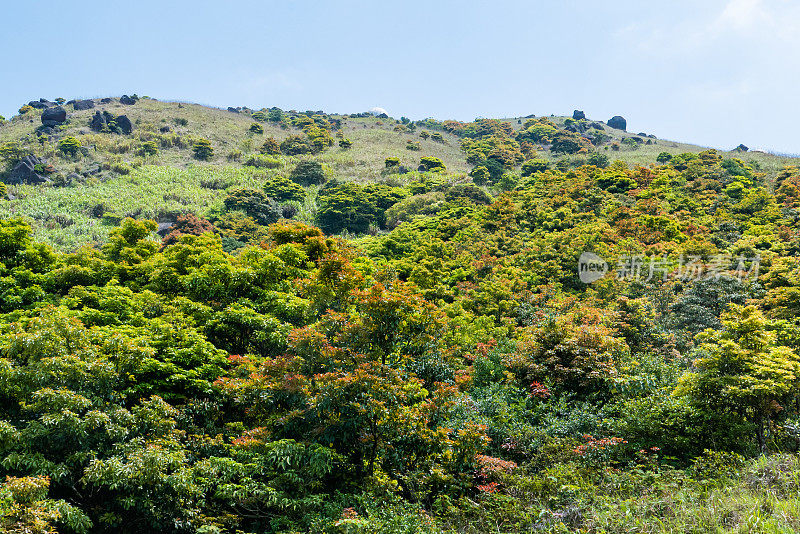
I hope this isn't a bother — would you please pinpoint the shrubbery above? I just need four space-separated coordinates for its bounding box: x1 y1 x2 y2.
290 159 326 185
263 174 306 203
57 136 81 157
192 138 214 160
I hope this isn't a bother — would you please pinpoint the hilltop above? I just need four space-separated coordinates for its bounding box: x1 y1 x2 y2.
2 96 797 250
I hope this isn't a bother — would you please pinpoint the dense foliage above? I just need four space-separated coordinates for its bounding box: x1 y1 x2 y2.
4 99 800 532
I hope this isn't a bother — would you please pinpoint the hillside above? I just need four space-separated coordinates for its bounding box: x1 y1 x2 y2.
2 96 797 250
4 96 800 533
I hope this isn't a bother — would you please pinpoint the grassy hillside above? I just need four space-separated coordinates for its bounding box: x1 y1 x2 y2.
2 97 797 250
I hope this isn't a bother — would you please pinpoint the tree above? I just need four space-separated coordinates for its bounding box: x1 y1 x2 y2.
161 213 215 247
419 156 446 173
316 182 378 234
192 138 214 160
675 305 800 452
260 136 281 155
280 135 314 155
102 218 159 265
223 188 282 225
521 158 548 176
263 175 306 203
290 160 326 186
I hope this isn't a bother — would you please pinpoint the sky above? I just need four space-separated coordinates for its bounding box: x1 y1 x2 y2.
2 0 799 153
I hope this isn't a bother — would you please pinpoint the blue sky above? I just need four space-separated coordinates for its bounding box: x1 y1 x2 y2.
2 0 798 152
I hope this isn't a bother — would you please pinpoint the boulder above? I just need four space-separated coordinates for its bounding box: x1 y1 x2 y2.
735 143 749 152
120 95 136 105
41 106 67 126
36 126 56 136
89 111 106 131
73 99 95 110
159 125 171 133
100 97 113 103
573 110 586 120
607 116 627 131
28 99 55 109
115 114 133 134
7 155 50 185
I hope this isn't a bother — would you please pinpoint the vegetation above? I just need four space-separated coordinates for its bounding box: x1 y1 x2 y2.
2 97 800 532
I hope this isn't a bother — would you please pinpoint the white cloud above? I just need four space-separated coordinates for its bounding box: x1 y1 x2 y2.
718 0 770 30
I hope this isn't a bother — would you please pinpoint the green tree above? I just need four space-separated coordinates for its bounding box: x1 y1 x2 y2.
263 175 306 203
675 305 800 452
290 160 326 186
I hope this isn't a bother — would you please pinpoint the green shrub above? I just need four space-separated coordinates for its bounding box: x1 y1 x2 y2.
339 138 352 149
550 131 592 154
521 158 548 176
223 188 282 225
419 156 445 173
385 157 401 168
280 135 314 156
18 105 34 115
290 160 326 186
316 182 378 234
260 137 281 155
470 166 489 185
657 151 673 163
406 140 421 151
263 175 306 203
192 138 214 160
244 154 281 169
587 152 609 168
419 131 430 140
431 132 444 143
173 117 189 126
445 184 492 204
138 140 159 157
0 142 28 163
252 111 268 122
249 122 264 134
58 136 82 157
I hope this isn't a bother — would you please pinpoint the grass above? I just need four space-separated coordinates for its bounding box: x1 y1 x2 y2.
585 455 800 533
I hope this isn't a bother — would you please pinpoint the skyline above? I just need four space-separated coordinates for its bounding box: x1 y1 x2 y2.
2 0 798 153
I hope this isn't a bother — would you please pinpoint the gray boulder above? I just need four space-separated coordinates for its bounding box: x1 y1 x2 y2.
573 110 586 120
607 116 627 131
100 97 113 103
28 99 55 109
89 111 106 131
7 155 50 185
120 95 136 105
73 99 95 110
115 114 133 134
41 106 67 126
